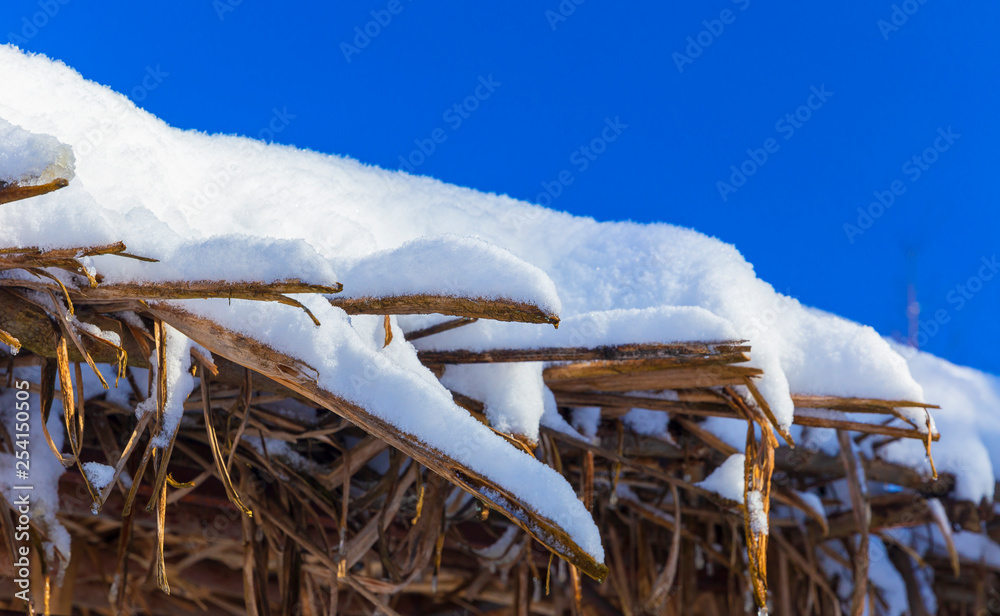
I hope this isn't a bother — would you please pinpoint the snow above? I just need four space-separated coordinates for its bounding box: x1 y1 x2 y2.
946 530 1000 569
926 498 951 535
746 490 768 534
245 434 317 473
335 235 561 316
82 461 115 491
699 416 750 453
793 489 827 528
474 525 521 561
539 387 586 439
99 235 342 287
148 324 196 448
0 116 74 186
570 407 602 441
440 362 589 443
879 343 1000 502
70 314 121 347
441 362 547 440
622 408 669 437
173 296 604 562
697 453 746 504
4 44 991 581
867 536 909 616
615 483 677 527
0 44 929 438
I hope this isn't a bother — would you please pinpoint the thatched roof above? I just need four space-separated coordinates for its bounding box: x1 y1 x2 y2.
1 45 999 616
0 185 978 613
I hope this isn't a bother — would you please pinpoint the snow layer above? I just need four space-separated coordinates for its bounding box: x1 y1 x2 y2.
946 530 1000 569
172 297 604 562
622 408 669 437
441 362 547 440
819 536 908 616
0 117 74 185
880 343 1000 502
245 434 318 474
867 536 909 616
148 325 196 448
697 453 746 504
746 490 768 534
335 235 561 316
539 386 585 439
82 462 115 491
793 489 827 528
4 45 983 573
0 45 928 435
474 525 522 561
570 407 602 441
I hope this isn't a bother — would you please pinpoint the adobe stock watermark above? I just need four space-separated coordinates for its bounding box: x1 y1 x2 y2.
9 379 34 607
533 116 628 208
397 75 501 173
213 0 243 21
6 0 70 45
716 84 833 202
128 65 169 103
842 126 959 243
672 0 751 73
341 0 414 63
897 255 998 356
256 106 297 143
545 0 586 31
877 0 930 41
500 116 627 230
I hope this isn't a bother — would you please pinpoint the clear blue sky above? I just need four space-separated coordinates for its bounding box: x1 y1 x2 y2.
5 1 999 374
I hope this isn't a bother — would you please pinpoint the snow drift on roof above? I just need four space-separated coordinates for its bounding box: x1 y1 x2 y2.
0 46 927 434
0 116 74 185
880 343 1000 503
0 44 963 574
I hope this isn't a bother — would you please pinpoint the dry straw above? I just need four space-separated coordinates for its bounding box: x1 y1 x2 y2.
0 177 987 616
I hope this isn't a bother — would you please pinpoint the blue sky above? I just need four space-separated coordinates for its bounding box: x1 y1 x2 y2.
5 1 999 374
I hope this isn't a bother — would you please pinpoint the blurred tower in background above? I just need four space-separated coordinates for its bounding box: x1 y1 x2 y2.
906 246 920 349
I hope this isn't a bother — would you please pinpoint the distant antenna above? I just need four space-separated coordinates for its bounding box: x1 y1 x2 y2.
905 247 919 349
